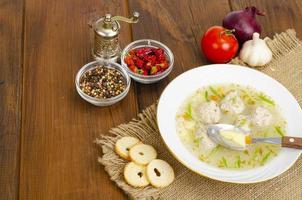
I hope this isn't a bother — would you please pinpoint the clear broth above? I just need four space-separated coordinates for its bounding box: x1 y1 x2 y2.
176 84 286 169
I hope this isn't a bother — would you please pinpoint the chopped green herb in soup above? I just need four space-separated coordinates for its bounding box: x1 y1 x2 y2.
176 84 286 169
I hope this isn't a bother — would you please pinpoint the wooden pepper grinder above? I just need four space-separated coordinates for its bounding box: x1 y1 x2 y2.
91 12 139 62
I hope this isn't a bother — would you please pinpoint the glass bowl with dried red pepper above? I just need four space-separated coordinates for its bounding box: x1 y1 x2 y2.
75 60 131 106
121 39 174 84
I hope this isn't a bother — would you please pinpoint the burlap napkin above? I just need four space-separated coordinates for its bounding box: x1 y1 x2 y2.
96 29 302 200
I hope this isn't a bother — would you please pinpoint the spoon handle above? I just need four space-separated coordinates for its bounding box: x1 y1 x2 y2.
282 136 302 149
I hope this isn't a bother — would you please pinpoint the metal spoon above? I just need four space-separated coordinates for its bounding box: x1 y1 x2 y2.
207 124 302 151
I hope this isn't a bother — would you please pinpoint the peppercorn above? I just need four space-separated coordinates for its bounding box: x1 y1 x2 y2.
79 65 126 99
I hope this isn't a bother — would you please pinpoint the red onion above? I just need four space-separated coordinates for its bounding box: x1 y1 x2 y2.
222 7 265 44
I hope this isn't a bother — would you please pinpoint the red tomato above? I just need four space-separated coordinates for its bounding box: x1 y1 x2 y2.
201 26 239 63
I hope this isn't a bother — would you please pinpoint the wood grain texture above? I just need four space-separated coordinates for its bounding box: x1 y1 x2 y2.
20 0 135 199
229 0 302 38
0 0 24 199
282 136 302 149
129 0 231 110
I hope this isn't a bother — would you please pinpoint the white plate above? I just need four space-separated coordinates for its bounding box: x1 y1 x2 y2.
157 64 302 183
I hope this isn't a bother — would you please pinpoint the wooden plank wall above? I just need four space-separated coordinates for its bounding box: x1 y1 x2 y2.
0 0 24 199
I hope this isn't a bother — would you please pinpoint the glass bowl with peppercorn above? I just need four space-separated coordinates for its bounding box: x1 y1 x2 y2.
121 39 174 84
75 60 131 106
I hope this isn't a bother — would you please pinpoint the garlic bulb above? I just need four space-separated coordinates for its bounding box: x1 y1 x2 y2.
239 32 272 67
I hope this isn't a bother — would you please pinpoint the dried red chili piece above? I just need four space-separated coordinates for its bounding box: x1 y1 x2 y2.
124 47 169 76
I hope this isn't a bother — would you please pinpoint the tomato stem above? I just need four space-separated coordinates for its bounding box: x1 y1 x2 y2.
220 29 236 37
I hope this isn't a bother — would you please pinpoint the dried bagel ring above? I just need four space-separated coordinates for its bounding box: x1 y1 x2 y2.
124 162 150 187
115 137 140 160
129 143 157 165
146 159 175 188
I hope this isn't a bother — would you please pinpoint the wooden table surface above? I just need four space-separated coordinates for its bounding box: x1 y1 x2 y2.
1 0 302 199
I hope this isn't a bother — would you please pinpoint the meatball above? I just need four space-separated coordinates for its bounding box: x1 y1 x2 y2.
200 134 217 150
199 101 221 124
252 106 272 127
195 126 217 150
195 125 207 138
221 91 245 114
235 115 251 132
